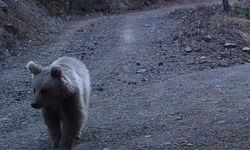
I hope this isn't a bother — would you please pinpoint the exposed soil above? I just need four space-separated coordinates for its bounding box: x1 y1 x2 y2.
1 1 250 150
0 0 63 61
167 5 250 71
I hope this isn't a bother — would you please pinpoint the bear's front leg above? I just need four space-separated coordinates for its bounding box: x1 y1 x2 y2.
59 111 84 150
42 108 61 148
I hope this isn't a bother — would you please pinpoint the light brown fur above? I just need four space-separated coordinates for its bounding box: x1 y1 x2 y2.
27 57 90 150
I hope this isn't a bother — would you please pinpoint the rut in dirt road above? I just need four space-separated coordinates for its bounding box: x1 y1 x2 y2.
1 1 250 150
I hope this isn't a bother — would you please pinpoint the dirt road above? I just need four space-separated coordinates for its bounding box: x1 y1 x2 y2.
1 1 250 150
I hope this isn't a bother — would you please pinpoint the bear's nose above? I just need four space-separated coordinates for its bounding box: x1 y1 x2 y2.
31 103 41 109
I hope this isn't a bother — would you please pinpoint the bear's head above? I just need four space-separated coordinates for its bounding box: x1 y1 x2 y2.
27 61 65 109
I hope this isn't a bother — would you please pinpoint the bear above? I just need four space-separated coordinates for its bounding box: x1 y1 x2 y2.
27 56 91 150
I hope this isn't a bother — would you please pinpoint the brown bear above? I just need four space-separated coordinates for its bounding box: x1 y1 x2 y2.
27 56 90 150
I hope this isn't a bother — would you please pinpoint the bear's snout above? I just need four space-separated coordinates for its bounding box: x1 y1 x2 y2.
31 102 42 109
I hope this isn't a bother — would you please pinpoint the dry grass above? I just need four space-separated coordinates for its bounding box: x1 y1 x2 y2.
212 13 250 43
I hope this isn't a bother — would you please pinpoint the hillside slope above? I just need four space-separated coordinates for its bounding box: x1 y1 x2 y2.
0 0 62 61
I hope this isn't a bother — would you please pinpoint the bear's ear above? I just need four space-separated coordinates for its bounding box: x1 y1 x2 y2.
27 61 42 76
51 66 62 78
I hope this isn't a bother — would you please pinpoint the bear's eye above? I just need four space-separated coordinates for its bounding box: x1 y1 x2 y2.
40 88 48 94
33 89 36 94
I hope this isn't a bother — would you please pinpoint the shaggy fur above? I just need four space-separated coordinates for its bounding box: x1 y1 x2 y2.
27 57 90 150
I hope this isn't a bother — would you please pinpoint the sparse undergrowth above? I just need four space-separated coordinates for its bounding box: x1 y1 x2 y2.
0 0 63 62
233 6 250 19
167 5 250 70
39 0 171 15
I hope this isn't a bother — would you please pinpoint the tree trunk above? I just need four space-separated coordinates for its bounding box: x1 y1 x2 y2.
223 0 231 13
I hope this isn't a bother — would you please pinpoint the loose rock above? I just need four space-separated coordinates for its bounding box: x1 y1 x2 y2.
200 56 207 59
185 46 192 53
127 81 137 85
224 42 237 48
158 62 163 66
164 142 172 145
242 47 250 51
0 0 8 12
0 49 10 57
3 24 18 35
136 69 147 73
96 87 104 92
198 56 208 64
203 35 212 42
184 143 193 147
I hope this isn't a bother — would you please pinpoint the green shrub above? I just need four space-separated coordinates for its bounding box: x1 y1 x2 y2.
233 6 250 19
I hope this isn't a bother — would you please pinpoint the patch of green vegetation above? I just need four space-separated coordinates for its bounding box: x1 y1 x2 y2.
71 0 85 11
110 0 120 9
233 6 250 20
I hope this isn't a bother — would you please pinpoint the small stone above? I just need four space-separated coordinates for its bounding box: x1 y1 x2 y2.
185 143 193 146
176 115 182 120
203 35 212 42
1 49 10 56
217 120 225 124
242 47 250 51
16 97 21 101
142 79 147 82
172 35 179 41
0 0 8 12
3 23 18 35
136 62 141 66
136 69 147 73
218 61 229 67
0 117 7 121
128 81 137 85
187 60 195 65
0 117 9 123
77 29 84 32
224 42 237 48
200 56 207 59
185 46 192 53
182 140 193 147
198 56 209 64
194 47 202 52
103 148 109 150
220 52 231 58
158 62 163 66
164 142 171 145
96 87 104 92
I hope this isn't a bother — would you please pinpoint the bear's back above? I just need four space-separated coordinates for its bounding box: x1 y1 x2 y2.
51 57 88 79
50 57 90 107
